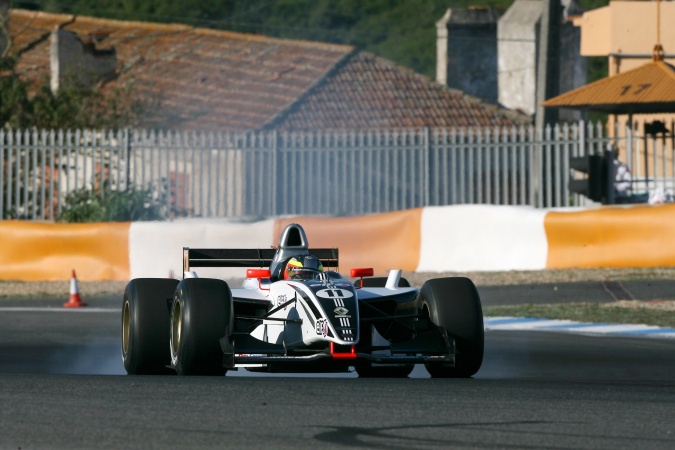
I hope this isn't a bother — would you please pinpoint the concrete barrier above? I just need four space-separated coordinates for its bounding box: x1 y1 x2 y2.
545 203 675 269
275 208 422 275
2 204 675 281
0 221 129 281
417 205 548 272
129 219 275 279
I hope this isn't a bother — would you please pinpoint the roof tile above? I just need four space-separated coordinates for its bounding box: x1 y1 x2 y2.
272 53 529 130
9 9 529 131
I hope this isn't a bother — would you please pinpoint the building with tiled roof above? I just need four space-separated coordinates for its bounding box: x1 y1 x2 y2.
267 51 529 130
7 8 529 132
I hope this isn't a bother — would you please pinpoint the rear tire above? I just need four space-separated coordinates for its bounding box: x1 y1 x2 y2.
419 277 484 378
122 278 179 375
170 278 233 376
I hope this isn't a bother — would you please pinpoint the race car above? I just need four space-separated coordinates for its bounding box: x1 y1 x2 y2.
121 223 484 378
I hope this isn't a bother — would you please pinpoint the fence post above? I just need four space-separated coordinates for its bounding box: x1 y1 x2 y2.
532 125 539 208
49 129 57 218
424 127 430 207
123 128 130 191
271 129 278 216
22 130 29 218
0 129 3 220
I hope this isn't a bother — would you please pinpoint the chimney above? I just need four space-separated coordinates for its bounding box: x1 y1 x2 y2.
50 28 116 93
436 10 451 86
436 7 502 104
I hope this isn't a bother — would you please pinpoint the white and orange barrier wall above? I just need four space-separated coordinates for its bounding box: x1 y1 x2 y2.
2 203 675 281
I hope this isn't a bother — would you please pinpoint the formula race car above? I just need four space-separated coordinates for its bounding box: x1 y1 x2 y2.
122 223 484 378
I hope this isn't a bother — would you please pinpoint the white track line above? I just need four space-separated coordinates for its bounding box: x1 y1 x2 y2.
0 307 119 313
2 309 673 338
485 316 675 339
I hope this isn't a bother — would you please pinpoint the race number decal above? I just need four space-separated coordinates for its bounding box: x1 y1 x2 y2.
315 319 329 337
316 288 354 300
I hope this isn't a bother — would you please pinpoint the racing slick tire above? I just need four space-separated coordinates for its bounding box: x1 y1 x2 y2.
170 278 233 376
418 277 484 378
122 278 179 375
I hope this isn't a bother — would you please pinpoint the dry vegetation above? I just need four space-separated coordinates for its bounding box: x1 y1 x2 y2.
403 267 675 287
3 268 674 325
3 267 675 299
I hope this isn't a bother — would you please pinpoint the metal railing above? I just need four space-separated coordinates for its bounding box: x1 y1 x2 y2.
1 122 672 221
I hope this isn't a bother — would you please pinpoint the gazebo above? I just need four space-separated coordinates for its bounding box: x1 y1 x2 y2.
542 46 675 116
543 45 675 194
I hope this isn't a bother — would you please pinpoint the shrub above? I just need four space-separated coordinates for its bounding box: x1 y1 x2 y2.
58 187 166 222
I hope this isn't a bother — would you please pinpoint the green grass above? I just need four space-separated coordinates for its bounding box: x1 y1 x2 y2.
483 303 675 329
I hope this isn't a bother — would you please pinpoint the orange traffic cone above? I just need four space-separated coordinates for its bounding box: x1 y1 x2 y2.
64 269 87 308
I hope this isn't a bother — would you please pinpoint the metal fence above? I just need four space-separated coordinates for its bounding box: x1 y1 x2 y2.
1 122 672 221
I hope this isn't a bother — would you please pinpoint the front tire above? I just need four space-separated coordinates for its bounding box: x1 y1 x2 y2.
122 278 179 375
170 278 233 376
419 277 484 378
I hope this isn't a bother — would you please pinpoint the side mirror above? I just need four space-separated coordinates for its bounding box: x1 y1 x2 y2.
350 268 374 278
247 268 272 291
350 268 374 288
247 269 271 279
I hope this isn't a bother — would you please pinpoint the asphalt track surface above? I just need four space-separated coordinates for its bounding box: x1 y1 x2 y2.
0 284 674 449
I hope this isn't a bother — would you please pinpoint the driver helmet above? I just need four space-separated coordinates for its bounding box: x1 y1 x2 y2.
284 255 324 280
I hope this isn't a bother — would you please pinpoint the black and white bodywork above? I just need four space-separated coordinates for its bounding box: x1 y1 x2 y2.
121 223 484 378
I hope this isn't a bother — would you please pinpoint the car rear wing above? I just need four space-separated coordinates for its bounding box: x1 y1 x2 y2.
183 247 339 273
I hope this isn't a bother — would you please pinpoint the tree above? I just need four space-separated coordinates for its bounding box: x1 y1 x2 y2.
1 2 147 219
1 62 143 129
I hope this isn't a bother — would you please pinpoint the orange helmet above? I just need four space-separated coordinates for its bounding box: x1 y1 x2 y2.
283 255 324 280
